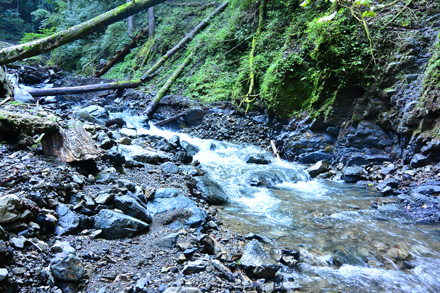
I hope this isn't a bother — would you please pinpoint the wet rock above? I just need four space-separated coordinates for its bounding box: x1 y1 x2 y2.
413 185 440 196
245 171 281 188
74 105 108 122
181 140 200 155
55 204 80 236
105 117 126 128
147 189 206 227
114 195 152 223
240 239 280 279
161 162 179 174
184 108 208 126
182 259 206 274
342 166 365 183
308 161 329 178
174 151 193 164
119 145 167 165
194 176 229 205
94 209 149 239
0 194 23 224
50 252 85 281
376 179 400 196
245 153 272 165
297 151 334 164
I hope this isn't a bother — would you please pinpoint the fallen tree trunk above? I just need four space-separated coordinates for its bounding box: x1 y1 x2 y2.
26 1 228 97
27 79 141 97
145 49 195 118
140 1 229 82
0 0 166 65
95 28 149 78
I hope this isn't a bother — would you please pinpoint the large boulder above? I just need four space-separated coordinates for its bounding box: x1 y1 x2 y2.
94 209 149 239
342 166 365 183
308 161 329 178
194 176 228 204
119 144 169 165
240 239 280 279
147 188 206 227
113 195 152 223
0 67 13 99
245 171 282 188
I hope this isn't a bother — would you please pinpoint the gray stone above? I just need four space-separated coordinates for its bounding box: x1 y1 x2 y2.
94 209 149 239
113 195 152 223
410 153 430 168
134 278 149 292
95 192 114 205
0 268 8 282
51 241 75 254
182 259 206 274
0 194 23 224
164 288 202 293
342 166 365 183
245 171 282 188
181 141 200 155
10 236 27 249
161 162 179 174
245 153 272 165
308 160 330 178
195 176 229 204
55 204 80 236
157 232 181 249
147 189 206 227
240 239 280 279
50 252 85 281
119 145 168 165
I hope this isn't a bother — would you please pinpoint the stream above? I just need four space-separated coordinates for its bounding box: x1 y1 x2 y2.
112 112 440 292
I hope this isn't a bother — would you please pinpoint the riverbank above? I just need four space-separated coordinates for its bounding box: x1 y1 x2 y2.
1 68 440 292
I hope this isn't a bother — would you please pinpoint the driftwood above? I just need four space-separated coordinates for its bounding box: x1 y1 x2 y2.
155 112 186 126
0 0 167 65
42 127 101 162
27 79 142 97
26 1 229 98
270 140 280 160
145 49 195 118
95 28 150 78
0 97 11 107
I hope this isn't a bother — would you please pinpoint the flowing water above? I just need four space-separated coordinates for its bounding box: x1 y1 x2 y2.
116 113 440 292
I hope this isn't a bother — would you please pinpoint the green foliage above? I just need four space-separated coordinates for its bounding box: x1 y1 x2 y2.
20 27 56 43
423 34 440 91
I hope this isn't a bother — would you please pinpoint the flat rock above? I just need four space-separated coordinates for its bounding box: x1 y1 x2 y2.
94 209 149 239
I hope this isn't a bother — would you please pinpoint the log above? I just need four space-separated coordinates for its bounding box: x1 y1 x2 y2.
270 139 280 160
27 79 141 97
0 0 167 65
155 112 186 126
145 49 195 118
140 1 229 82
95 28 149 77
42 127 102 162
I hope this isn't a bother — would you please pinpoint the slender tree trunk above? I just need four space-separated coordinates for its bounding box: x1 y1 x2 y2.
140 1 229 82
16 0 19 17
26 2 229 98
95 28 149 77
148 7 155 37
0 0 167 65
67 0 72 11
145 49 196 118
127 0 134 36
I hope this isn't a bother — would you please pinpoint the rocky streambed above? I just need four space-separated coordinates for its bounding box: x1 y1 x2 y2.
0 67 440 292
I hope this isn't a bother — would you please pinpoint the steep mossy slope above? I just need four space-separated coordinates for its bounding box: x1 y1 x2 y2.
29 0 439 122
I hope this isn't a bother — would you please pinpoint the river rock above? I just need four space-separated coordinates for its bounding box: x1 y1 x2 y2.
342 166 365 183
0 194 23 224
157 232 181 249
10 236 27 249
55 204 80 236
194 176 228 204
164 287 203 293
245 171 281 188
119 144 168 165
410 153 430 168
308 160 329 178
94 209 149 239
75 105 109 121
240 239 280 279
182 259 207 274
245 153 272 165
181 140 200 155
0 267 8 282
147 189 206 227
161 162 179 174
50 252 85 281
113 195 152 223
